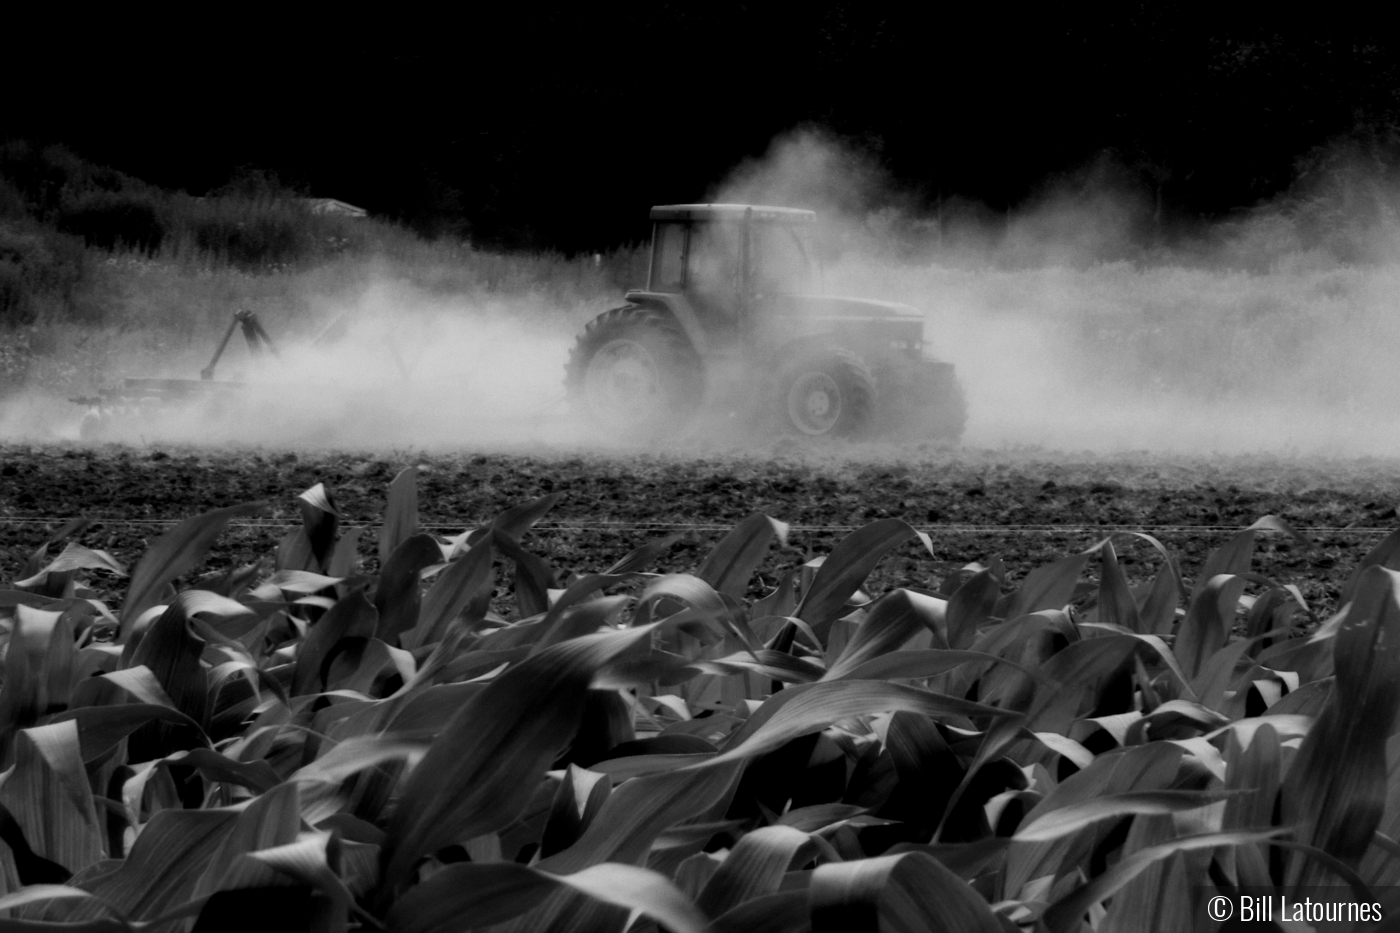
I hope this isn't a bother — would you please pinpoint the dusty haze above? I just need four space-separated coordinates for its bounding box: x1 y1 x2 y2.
8 130 1400 457
717 131 1400 456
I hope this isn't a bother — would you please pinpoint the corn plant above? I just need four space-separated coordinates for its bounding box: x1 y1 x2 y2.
1 470 1398 932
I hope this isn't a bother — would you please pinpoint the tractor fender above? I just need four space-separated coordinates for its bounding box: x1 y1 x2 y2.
622 291 711 356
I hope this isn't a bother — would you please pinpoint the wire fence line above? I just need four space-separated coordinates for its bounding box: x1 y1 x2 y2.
0 515 1393 536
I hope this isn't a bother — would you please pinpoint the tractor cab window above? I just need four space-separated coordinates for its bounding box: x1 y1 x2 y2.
750 223 814 297
687 222 742 307
649 222 687 292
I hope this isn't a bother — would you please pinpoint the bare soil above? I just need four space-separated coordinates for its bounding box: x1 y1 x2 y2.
3 442 1399 615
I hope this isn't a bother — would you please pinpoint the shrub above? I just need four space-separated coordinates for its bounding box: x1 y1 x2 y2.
56 190 168 253
0 323 31 391
0 221 91 326
0 141 150 221
158 194 371 272
0 176 27 221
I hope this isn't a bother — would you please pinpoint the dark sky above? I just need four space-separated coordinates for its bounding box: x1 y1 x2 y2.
9 4 1400 250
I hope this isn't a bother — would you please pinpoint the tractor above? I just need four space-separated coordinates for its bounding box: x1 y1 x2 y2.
565 204 966 441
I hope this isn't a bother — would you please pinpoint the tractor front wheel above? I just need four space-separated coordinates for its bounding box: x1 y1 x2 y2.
776 349 876 438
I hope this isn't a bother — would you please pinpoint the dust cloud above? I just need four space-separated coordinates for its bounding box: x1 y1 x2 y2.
7 282 591 451
714 130 1400 456
8 130 1400 457
195 294 583 450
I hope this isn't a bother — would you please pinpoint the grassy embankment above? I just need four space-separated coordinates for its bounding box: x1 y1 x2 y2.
0 141 647 399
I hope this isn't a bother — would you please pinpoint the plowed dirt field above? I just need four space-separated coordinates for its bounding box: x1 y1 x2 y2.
3 443 1398 615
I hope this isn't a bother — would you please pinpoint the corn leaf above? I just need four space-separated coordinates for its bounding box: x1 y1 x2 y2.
49 704 203 762
484 491 564 544
258 570 343 597
775 803 867 832
636 574 727 626
97 666 178 709
1343 526 1400 604
385 682 487 734
293 734 430 786
247 830 353 931
605 532 685 576
1283 565 1400 883
44 808 240 922
165 749 281 794
541 765 611 858
124 594 211 732
1190 635 1256 711
1031 731 1095 770
697 512 790 600
493 529 557 619
1006 741 1184 897
291 589 377 696
372 533 442 645
1093 811 1191 933
717 680 1010 764
0 606 64 737
120 502 265 632
794 519 928 628
1025 634 1142 733
14 543 127 588
378 625 658 890
1138 560 1181 635
1041 829 1288 933
1220 725 1282 889
809 850 1005 932
822 589 947 680
886 710 967 840
1174 574 1248 680
276 527 318 573
945 568 1000 649
0 722 104 882
386 861 707 933
711 890 811 933
832 648 1034 683
192 782 300 897
1013 789 1234 843
683 649 824 684
537 761 745 873
377 467 419 567
327 526 365 580
1191 526 1260 599
1096 539 1141 632
997 551 1091 619
407 536 493 650
0 884 107 914
695 825 810 917
297 483 340 570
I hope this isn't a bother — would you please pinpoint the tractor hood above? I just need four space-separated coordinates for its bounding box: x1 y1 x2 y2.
768 294 924 322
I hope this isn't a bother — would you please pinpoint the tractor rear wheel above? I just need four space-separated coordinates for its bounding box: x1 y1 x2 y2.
775 349 876 438
565 306 702 438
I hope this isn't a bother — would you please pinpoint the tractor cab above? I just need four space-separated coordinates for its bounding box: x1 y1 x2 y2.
645 204 817 318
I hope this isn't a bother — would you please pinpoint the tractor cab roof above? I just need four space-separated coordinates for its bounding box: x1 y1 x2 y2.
649 204 816 223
